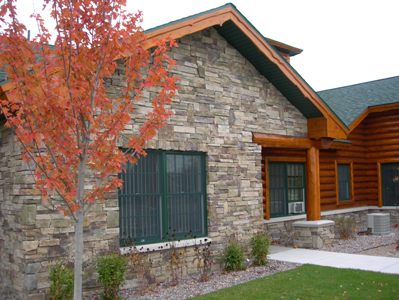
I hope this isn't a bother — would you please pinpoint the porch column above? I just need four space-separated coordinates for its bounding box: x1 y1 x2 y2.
306 146 320 220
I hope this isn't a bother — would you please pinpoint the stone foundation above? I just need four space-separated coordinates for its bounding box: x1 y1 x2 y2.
322 207 399 234
292 220 335 249
264 207 399 247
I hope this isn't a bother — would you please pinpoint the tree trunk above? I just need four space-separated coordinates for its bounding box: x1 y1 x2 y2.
73 155 87 300
73 209 84 300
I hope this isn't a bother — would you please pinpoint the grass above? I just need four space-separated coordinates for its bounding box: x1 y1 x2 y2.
193 265 399 300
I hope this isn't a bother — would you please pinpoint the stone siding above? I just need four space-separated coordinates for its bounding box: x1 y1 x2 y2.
0 27 307 298
292 220 335 249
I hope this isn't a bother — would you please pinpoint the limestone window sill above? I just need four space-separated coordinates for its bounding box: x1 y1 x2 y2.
263 214 306 224
120 237 211 254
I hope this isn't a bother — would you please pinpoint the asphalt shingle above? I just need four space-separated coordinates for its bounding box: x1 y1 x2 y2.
318 76 399 127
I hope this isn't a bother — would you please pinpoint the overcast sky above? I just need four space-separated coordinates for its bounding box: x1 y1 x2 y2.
16 0 399 91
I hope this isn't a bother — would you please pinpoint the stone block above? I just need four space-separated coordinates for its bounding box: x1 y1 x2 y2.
22 241 39 252
25 262 41 274
39 239 60 247
24 274 37 291
107 211 119 228
27 293 45 300
17 205 36 225
53 219 70 228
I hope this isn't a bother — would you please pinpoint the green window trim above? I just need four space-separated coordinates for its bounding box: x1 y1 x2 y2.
337 163 351 201
268 162 306 218
118 150 207 247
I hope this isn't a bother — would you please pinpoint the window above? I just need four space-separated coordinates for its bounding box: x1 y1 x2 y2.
337 163 351 201
381 163 399 206
268 162 306 217
118 150 207 246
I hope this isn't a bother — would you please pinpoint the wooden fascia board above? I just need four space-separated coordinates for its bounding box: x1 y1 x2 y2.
143 7 235 48
144 7 348 136
348 102 399 133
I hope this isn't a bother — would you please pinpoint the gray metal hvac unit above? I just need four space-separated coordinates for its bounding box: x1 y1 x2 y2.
367 213 391 235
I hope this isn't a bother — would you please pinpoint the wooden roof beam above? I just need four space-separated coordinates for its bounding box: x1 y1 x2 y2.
308 117 347 140
253 132 352 150
253 133 314 149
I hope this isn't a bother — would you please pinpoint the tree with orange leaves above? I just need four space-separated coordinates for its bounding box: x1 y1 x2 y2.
0 1 177 298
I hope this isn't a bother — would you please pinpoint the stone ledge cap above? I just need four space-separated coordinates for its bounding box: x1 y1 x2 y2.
293 220 335 228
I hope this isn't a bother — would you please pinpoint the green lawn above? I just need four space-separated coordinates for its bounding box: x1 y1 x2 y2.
193 265 399 300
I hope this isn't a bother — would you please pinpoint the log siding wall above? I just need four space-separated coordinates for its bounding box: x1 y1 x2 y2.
320 109 399 210
262 109 399 217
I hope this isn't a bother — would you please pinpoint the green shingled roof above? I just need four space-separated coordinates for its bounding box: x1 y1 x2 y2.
318 76 399 127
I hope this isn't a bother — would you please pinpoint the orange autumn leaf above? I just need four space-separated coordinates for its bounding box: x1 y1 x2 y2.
0 0 178 216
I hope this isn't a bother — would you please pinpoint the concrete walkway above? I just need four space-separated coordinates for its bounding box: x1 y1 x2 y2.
268 246 399 275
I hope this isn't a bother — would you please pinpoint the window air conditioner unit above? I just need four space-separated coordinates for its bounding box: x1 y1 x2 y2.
367 213 390 235
288 202 305 214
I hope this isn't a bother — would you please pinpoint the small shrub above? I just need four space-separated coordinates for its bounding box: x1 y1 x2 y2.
335 216 356 239
223 241 245 272
251 234 270 266
193 241 213 282
128 246 156 294
165 230 189 286
167 240 187 286
49 262 73 300
97 254 127 300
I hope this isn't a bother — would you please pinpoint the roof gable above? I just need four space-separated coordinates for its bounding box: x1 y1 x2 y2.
318 76 399 128
144 3 347 136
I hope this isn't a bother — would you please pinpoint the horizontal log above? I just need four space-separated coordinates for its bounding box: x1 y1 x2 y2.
320 183 336 191
367 144 399 152
363 126 399 135
368 151 399 159
321 190 336 198
353 170 377 176
320 177 335 185
354 181 378 189
354 193 378 199
365 132 399 141
320 170 335 177
354 176 378 183
320 198 338 205
321 204 339 211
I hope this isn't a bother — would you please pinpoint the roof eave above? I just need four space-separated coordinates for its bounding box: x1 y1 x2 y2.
348 102 399 133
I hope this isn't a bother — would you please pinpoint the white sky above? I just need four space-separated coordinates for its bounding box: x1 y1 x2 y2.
16 0 399 91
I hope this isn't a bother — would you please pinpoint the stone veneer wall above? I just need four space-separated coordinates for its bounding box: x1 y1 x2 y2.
0 126 121 299
0 27 307 299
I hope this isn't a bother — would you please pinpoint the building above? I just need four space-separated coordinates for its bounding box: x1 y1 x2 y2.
0 3 398 299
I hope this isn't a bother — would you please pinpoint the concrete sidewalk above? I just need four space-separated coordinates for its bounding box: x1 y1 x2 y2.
268 246 399 275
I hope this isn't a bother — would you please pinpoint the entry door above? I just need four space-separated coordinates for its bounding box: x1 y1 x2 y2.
381 163 399 206
269 162 306 217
